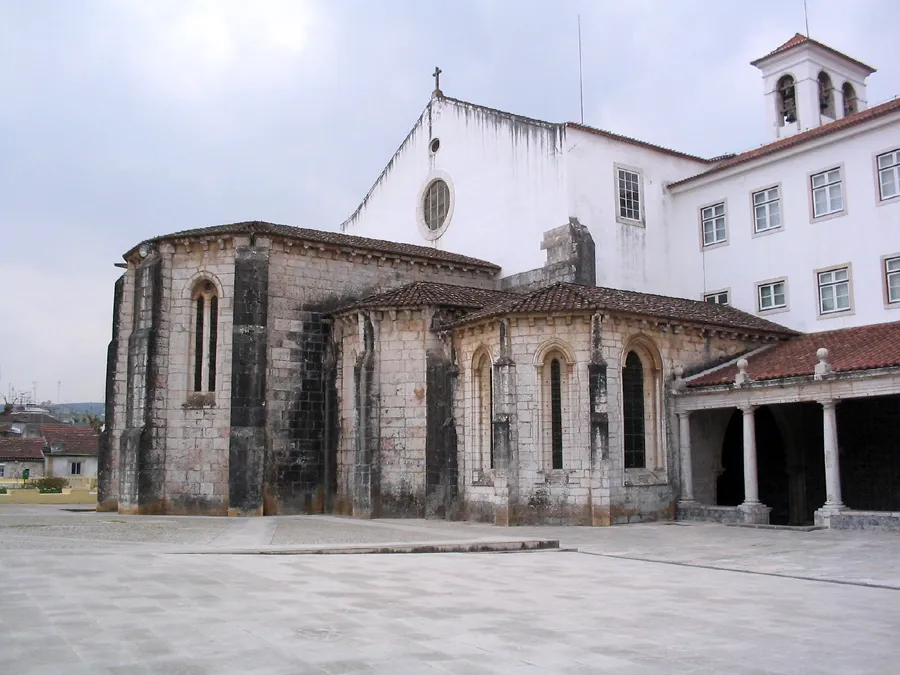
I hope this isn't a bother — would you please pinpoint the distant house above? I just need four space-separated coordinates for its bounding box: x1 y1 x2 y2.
0 411 64 439
0 438 46 479
41 426 99 481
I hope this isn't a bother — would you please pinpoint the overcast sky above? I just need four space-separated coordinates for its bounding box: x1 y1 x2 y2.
1 0 898 404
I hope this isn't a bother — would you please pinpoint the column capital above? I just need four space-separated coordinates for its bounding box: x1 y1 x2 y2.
676 410 692 420
818 398 837 410
738 404 758 414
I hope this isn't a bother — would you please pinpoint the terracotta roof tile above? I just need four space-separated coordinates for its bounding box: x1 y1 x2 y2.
42 426 100 455
669 97 900 187
750 33 876 72
0 437 45 462
565 123 712 163
128 221 500 271
450 282 797 335
686 321 900 387
333 281 514 313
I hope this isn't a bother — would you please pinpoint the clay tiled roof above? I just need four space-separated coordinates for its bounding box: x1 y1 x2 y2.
334 281 513 313
686 322 900 387
669 97 900 187
128 221 500 271
565 123 712 163
41 426 100 455
750 33 876 72
450 282 797 335
0 437 45 462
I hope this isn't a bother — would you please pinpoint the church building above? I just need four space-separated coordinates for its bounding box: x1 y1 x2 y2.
99 34 900 529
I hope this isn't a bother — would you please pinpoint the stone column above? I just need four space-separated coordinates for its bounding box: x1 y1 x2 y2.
820 399 845 510
738 405 770 524
740 405 760 505
677 412 695 503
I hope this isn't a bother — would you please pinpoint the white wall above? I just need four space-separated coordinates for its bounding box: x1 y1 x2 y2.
48 455 98 479
565 129 709 296
669 115 900 333
341 97 569 277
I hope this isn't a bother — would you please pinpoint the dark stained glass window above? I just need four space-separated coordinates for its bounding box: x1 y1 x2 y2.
623 351 646 469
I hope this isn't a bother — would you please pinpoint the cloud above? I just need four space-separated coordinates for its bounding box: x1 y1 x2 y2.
0 0 898 401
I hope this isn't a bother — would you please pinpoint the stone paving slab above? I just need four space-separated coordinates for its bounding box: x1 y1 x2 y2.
2 539 899 673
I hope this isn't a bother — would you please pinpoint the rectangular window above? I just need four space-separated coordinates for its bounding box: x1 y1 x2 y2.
704 291 729 305
617 168 642 222
550 359 563 470
701 203 727 246
0 464 5 478
886 257 900 304
878 150 900 201
811 168 843 217
758 281 787 311
752 186 781 233
818 267 851 314
71 461 82 476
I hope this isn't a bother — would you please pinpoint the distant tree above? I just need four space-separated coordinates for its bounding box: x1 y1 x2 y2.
86 413 105 434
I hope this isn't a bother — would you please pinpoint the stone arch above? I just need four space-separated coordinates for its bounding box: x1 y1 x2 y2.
533 338 577 368
181 270 225 302
184 273 222 394
620 335 664 470
818 71 835 117
471 345 494 472
776 74 797 125
842 82 858 116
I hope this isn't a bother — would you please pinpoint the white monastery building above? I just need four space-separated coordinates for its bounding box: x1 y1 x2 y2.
100 35 900 531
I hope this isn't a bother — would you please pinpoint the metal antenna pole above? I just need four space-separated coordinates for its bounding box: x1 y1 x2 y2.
578 15 585 124
804 0 810 37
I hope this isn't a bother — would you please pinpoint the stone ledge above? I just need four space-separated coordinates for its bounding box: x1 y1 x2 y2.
167 538 561 555
825 510 900 532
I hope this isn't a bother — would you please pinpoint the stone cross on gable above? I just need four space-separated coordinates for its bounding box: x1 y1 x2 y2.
432 66 442 95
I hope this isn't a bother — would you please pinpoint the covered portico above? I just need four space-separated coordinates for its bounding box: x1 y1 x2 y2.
672 323 900 530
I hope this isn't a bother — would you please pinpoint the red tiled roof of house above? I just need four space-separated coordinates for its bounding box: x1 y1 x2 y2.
0 437 46 462
333 281 514 313
750 33 876 73
668 97 900 188
686 321 900 387
450 282 797 336
127 221 500 271
41 426 100 455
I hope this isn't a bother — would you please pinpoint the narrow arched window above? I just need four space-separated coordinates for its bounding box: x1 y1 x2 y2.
622 351 646 469
842 82 858 116
818 72 835 117
191 281 218 393
473 352 493 471
550 359 563 470
777 75 797 125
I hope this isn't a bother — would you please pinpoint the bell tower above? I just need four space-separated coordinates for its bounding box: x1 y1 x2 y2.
751 34 875 139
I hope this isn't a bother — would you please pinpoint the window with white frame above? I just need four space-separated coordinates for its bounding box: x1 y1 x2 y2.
617 168 642 222
885 257 900 304
752 187 781 233
818 267 851 314
811 168 843 217
701 202 727 246
758 280 786 311
71 461 82 476
704 291 729 305
877 150 900 201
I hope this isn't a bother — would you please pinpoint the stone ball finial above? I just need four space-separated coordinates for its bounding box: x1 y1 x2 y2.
815 347 833 379
737 358 749 373
673 365 684 379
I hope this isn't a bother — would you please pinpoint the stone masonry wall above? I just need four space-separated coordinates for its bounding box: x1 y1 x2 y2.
264 240 496 515
453 312 766 525
164 241 235 515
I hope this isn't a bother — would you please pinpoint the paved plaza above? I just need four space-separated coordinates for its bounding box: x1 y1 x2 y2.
1 506 899 674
